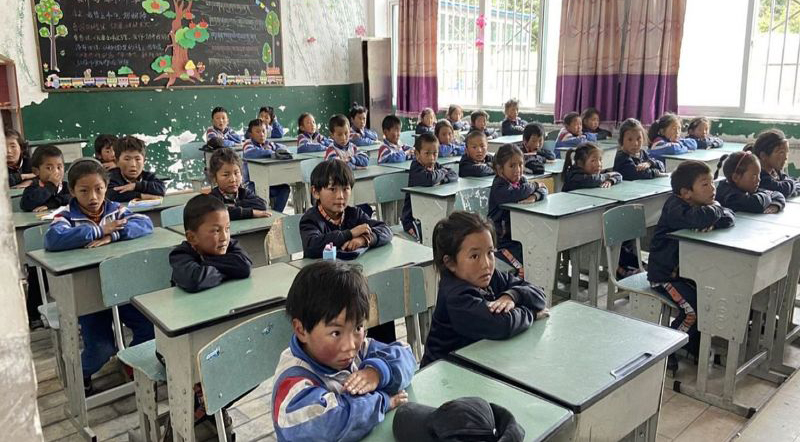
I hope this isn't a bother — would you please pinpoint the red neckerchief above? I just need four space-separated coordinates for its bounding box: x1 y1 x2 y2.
318 204 344 226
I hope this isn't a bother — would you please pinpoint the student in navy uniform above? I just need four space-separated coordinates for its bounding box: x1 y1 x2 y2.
500 98 527 136
446 104 469 132
686 117 723 149
169 194 252 293
208 148 271 220
241 119 291 212
349 103 379 146
435 119 465 158
561 142 622 192
521 122 554 175
613 118 667 181
21 144 70 212
6 128 34 188
325 114 370 168
378 115 414 164
647 113 698 162
296 112 332 153
402 133 459 239
469 110 498 139
415 108 436 135
421 211 548 366
747 129 800 198
205 106 243 148
94 134 118 170
459 130 494 178
258 106 285 138
581 107 612 140
714 151 785 214
107 136 166 203
555 111 597 149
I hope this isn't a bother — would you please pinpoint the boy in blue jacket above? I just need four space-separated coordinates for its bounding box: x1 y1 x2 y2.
206 106 243 148
325 114 369 169
272 261 414 442
349 103 380 147
377 115 414 164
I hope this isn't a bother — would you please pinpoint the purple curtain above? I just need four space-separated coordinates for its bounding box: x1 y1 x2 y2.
397 0 438 117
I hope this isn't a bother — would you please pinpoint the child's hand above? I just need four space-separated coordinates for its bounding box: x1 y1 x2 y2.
102 219 127 236
657 172 669 177
86 235 112 248
487 294 516 314
521 194 539 203
351 223 371 238
102 162 116 170
138 193 162 201
22 173 37 180
13 180 33 188
694 225 715 233
114 182 136 193
344 367 380 395
601 180 613 188
253 209 272 218
536 308 551 320
635 162 651 171
765 204 781 214
33 205 49 212
389 390 409 410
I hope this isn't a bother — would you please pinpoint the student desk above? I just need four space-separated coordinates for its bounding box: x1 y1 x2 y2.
126 191 200 227
542 159 565 192
12 212 48 269
403 177 494 246
246 153 317 208
26 228 184 439
132 262 298 442
271 135 298 147
487 134 523 153
451 301 687 442
718 141 747 152
381 156 460 171
503 193 617 306
669 217 800 416
30 138 87 164
361 360 573 442
570 181 672 227
662 149 727 172
556 143 617 168
201 144 243 170
10 187 24 198
351 165 406 206
166 211 284 267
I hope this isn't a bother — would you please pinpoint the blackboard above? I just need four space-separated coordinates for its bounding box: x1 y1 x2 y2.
31 0 284 91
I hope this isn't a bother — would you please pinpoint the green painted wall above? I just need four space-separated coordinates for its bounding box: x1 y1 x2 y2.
21 85 351 188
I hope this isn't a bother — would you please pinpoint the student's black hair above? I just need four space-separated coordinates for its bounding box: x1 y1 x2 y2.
447 104 463 120
419 107 435 122
562 142 601 175
715 151 759 182
94 134 118 156
382 114 402 132
286 261 370 332
211 106 227 118
113 135 146 159
414 132 440 152
348 103 367 120
670 160 712 195
258 106 276 122
434 119 454 138
328 114 350 133
647 113 682 145
470 110 489 126
31 144 64 169
493 144 524 172
67 158 108 190
248 118 266 131
183 193 227 232
464 130 487 147
297 112 314 134
432 211 497 274
744 129 788 160
504 98 520 112
580 107 601 126
522 122 545 143
617 118 646 146
562 111 581 126
4 128 30 164
687 116 710 134
310 159 355 191
209 147 242 176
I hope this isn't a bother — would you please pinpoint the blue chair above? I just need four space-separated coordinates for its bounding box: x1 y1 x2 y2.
367 267 428 360
294 158 325 213
11 196 23 212
373 172 409 225
160 205 184 228
399 130 415 147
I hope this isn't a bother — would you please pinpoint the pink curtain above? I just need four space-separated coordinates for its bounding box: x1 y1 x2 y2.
397 0 438 117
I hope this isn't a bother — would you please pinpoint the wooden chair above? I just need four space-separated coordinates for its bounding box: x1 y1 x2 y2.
367 267 429 361
264 214 304 264
159 205 185 228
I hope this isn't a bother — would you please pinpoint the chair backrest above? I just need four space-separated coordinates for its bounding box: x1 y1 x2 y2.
23 224 49 253
300 158 325 184
366 267 427 327
264 214 304 263
543 140 557 157
454 187 491 216
399 130 415 147
99 247 174 307
180 141 206 162
788 162 800 179
602 204 646 247
545 130 559 141
160 205 185 227
11 197 23 212
197 308 292 415
373 172 409 205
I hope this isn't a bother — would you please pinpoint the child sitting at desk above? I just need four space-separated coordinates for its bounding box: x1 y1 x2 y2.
94 134 118 170
747 129 800 198
402 133 459 239
500 98 527 136
435 119 465 158
258 105 285 139
378 115 414 164
21 144 69 212
107 136 166 203
488 144 548 278
205 106 243 148
714 151 785 214
242 119 291 212
421 211 548 366
561 142 622 192
349 103 379 147
459 130 495 178
469 110 498 139
446 104 469 132
687 117 723 150
648 160 736 371
555 111 597 149
169 194 252 293
6 128 34 188
297 112 332 153
521 122 555 175
208 148 271 220
581 107 612 140
613 118 667 181
416 108 436 135
325 114 369 169
43 158 155 393
271 261 414 442
647 113 698 162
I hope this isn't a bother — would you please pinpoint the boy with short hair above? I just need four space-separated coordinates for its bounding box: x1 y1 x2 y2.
377 115 413 164
555 111 597 149
94 134 118 170
169 194 252 293
459 131 494 177
21 144 70 212
469 110 498 139
106 136 166 203
435 119 465 158
521 122 555 175
242 119 291 212
648 160 736 371
206 106 243 148
401 133 459 239
271 261 414 442
325 114 369 169
500 99 527 136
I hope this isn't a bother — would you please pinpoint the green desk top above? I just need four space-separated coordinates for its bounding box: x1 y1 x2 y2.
358 142 382 153
29 138 87 146
246 155 306 165
361 361 573 442
12 212 49 229
132 262 298 337
382 157 459 171
126 192 200 214
9 188 24 198
570 180 669 203
166 210 284 235
488 134 523 145
669 216 800 255
557 143 617 152
272 135 297 144
353 165 405 180
503 192 616 218
738 202 800 227
403 177 490 197
633 174 724 189
289 238 433 276
662 149 726 162
452 301 687 412
27 227 184 276
718 142 746 152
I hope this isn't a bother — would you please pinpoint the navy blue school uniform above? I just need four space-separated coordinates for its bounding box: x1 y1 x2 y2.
401 160 458 235
350 126 379 147
169 239 252 293
500 118 527 136
715 180 785 213
438 142 465 158
648 196 735 355
759 169 800 198
241 138 291 212
209 186 268 220
8 156 32 187
613 150 666 181
585 127 612 140
470 125 498 139
21 179 70 211
421 268 547 366
299 205 392 259
450 120 469 131
106 168 167 203
459 153 495 178
415 123 434 135
523 152 552 174
689 135 723 149
561 166 622 192
296 131 332 153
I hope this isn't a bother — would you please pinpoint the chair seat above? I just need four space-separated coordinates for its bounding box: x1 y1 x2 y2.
390 224 417 242
117 340 167 382
616 272 678 309
37 302 60 330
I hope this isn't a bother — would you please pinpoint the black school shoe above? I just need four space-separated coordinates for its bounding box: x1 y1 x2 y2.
667 354 679 375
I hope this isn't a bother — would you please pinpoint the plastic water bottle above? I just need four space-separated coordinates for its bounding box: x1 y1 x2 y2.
323 243 337 261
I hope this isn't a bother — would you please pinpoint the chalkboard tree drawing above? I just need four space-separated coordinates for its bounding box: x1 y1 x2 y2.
35 0 68 72
264 10 280 68
142 0 210 87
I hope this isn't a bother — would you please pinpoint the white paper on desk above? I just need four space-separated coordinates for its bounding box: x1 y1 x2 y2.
128 198 163 208
37 210 59 220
